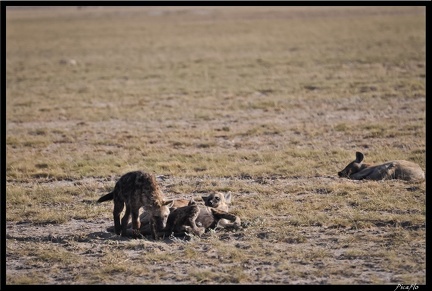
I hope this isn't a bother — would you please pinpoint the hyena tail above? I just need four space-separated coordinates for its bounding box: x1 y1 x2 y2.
97 191 114 203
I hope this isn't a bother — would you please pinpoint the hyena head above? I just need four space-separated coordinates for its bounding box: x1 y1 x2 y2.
202 192 231 211
152 200 175 230
338 151 367 178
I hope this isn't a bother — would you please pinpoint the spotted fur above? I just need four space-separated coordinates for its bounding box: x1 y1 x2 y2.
97 171 173 239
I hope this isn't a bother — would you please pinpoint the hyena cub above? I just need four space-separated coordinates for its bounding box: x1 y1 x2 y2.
338 151 425 181
164 196 241 237
166 192 240 236
97 170 174 239
202 192 236 228
138 192 241 237
202 192 231 211
130 197 191 236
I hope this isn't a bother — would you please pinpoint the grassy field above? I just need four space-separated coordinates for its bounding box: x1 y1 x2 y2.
5 6 426 285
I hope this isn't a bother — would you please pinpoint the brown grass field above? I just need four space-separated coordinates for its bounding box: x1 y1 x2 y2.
5 5 426 285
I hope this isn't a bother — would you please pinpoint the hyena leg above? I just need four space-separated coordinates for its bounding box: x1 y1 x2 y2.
350 167 375 180
165 211 181 235
185 206 205 236
130 206 141 230
211 208 241 229
130 206 143 239
138 212 153 236
150 217 159 240
120 205 131 237
113 201 125 235
377 164 396 180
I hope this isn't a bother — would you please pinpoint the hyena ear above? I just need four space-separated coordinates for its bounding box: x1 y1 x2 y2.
188 198 196 206
355 152 364 163
164 200 175 208
224 192 232 204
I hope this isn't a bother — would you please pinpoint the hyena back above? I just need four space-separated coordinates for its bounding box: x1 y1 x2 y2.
338 151 425 181
97 170 173 239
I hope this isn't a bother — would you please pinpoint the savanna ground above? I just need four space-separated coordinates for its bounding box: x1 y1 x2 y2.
4 5 426 285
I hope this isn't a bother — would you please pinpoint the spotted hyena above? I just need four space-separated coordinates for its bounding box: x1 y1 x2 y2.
134 197 193 224
138 192 241 237
156 198 241 237
138 192 232 228
338 151 425 181
97 170 174 239
202 192 231 211
202 192 237 228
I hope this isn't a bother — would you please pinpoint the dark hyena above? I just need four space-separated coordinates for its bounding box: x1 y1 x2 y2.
97 170 174 239
338 151 425 181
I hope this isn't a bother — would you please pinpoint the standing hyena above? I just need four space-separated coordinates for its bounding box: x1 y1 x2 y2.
97 170 174 239
338 151 425 181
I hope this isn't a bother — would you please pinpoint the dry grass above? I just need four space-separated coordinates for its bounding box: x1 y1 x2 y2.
5 5 426 285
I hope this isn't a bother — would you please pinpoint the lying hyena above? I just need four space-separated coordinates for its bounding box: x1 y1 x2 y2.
202 192 231 212
138 192 233 228
338 151 425 181
138 192 240 237
164 198 241 237
97 170 174 239
202 192 237 228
